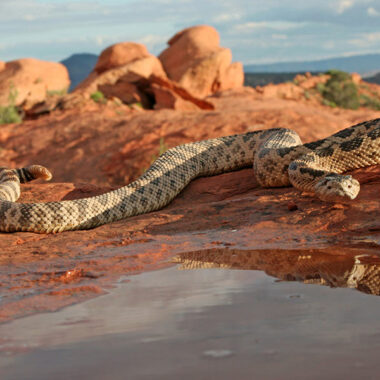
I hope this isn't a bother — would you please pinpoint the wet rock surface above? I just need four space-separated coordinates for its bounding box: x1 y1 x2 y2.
1 253 380 380
0 54 379 324
0 163 379 323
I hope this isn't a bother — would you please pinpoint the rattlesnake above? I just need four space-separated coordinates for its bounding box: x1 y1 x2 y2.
0 118 379 233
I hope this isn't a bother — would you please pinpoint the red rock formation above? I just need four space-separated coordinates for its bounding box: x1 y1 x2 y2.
159 25 244 98
1 89 379 186
149 75 214 110
351 72 361 85
1 40 380 323
94 42 150 73
0 163 378 323
0 58 70 109
72 42 213 110
74 55 167 96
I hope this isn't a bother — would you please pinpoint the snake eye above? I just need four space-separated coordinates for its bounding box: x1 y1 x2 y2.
327 186 331 190
348 185 352 188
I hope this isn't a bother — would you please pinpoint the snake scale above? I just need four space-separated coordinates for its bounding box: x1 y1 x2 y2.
0 118 379 233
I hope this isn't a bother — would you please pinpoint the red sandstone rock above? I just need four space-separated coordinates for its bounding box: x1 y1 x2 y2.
74 50 214 111
0 70 380 323
94 42 150 74
1 89 379 186
149 75 214 110
0 58 70 109
351 72 361 85
295 73 329 90
255 82 305 100
74 55 167 95
0 164 378 323
160 25 220 81
159 25 243 98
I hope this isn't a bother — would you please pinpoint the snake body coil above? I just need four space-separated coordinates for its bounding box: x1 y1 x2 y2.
0 118 379 233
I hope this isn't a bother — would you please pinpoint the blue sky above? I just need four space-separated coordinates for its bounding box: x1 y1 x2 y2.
0 0 379 64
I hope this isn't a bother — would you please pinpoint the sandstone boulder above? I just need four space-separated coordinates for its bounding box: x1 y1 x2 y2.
75 55 167 94
351 72 361 85
0 58 70 109
148 75 214 111
74 44 214 111
294 72 329 90
94 42 150 74
255 83 304 100
74 53 168 109
159 25 244 98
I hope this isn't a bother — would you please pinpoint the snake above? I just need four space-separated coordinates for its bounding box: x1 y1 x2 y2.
0 118 379 233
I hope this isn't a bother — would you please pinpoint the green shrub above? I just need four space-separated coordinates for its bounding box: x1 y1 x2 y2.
321 69 360 109
90 90 106 103
322 98 337 108
316 82 325 94
129 101 143 109
46 88 67 97
0 85 22 125
360 94 380 110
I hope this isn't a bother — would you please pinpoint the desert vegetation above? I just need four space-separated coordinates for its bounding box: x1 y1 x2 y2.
0 85 22 125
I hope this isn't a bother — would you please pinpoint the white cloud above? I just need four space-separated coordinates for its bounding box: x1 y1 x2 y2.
271 34 288 40
367 7 380 16
336 0 354 14
349 31 380 47
23 14 36 21
212 12 242 23
138 34 167 46
235 21 305 32
0 0 379 64
323 40 336 49
137 34 168 54
95 36 104 46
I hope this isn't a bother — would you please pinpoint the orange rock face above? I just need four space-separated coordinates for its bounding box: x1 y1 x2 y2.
149 75 214 110
0 58 70 109
1 89 379 186
0 164 379 323
73 42 216 111
74 55 167 94
159 25 244 97
1 31 380 323
93 42 150 73
0 87 379 322
351 72 362 85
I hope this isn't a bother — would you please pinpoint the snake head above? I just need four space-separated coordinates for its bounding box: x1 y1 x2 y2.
315 174 360 202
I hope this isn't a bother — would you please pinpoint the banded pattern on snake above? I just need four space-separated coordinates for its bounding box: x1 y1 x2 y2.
0 118 379 233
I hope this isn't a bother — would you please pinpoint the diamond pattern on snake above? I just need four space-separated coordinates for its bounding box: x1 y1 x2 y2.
0 118 379 233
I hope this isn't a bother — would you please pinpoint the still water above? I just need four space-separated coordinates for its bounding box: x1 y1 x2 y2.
0 249 379 380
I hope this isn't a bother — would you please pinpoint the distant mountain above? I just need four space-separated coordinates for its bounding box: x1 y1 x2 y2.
245 54 380 75
365 71 380 85
244 72 321 87
60 52 380 91
60 53 98 91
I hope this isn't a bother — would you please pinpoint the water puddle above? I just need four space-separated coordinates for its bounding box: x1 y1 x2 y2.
173 248 380 296
0 248 380 380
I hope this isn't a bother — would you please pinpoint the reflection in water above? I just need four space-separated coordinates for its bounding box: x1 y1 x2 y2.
173 249 380 296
